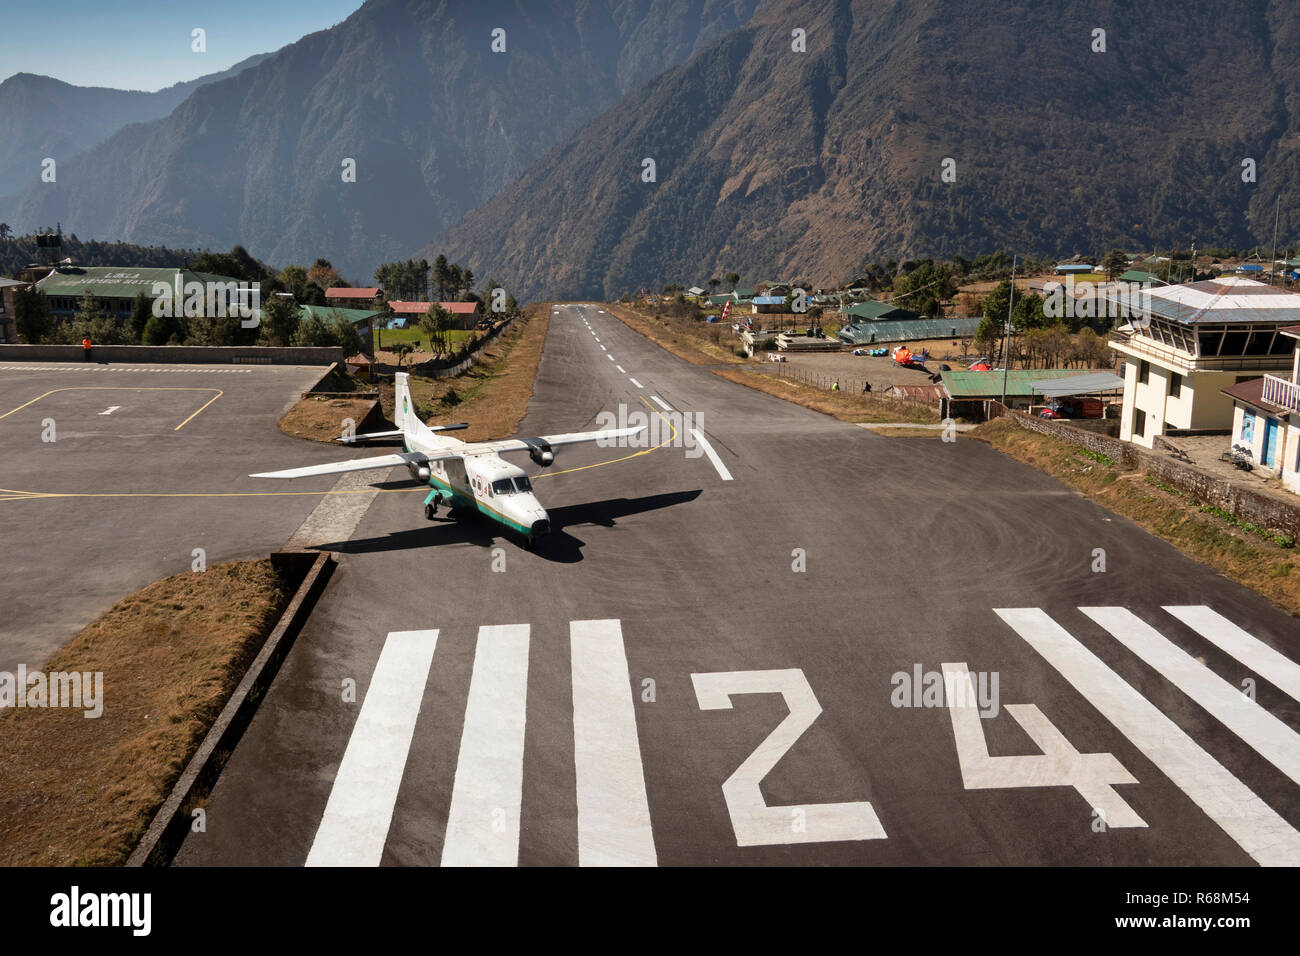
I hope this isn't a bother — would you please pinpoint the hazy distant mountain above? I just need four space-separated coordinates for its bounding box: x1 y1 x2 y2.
0 0 761 280
423 0 1300 300
0 54 270 197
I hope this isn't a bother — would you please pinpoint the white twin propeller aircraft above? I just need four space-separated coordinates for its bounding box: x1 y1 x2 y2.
251 372 643 547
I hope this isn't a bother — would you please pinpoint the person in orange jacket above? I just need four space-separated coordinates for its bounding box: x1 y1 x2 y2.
82 336 92 362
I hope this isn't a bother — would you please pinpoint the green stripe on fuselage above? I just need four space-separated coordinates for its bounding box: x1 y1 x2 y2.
425 473 532 535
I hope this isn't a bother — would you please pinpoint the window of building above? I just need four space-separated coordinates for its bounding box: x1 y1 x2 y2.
1138 361 1149 385
1241 410 1255 444
1134 408 1146 436
1169 372 1181 398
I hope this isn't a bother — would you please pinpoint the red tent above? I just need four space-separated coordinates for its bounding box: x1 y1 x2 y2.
969 362 991 371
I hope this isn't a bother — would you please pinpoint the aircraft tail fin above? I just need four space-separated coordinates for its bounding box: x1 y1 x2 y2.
394 371 417 435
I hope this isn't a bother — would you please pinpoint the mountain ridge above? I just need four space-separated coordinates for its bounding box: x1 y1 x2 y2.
420 0 1300 299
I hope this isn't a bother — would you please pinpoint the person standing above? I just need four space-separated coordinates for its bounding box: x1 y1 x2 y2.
82 336 93 362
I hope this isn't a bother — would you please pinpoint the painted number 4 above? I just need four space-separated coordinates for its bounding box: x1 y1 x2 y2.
692 669 886 846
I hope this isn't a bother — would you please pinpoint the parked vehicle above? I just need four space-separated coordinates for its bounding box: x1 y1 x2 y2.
1038 398 1104 419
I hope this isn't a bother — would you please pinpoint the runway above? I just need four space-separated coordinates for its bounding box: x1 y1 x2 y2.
76 305 1296 866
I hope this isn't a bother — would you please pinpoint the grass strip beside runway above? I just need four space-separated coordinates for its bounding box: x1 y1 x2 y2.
0 560 293 865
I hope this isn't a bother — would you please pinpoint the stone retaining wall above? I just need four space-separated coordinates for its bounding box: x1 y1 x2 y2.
0 344 342 365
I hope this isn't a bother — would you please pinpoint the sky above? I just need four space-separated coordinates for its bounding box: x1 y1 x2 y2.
0 0 365 91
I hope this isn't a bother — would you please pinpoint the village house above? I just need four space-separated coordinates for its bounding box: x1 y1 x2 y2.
1220 325 1300 493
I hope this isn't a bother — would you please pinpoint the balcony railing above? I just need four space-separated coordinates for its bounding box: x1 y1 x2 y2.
1109 334 1294 371
1262 373 1300 412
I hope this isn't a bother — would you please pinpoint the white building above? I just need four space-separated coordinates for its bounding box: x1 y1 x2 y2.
1221 326 1300 493
1108 278 1300 448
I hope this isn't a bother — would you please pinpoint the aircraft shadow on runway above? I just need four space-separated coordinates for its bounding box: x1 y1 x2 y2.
314 488 703 563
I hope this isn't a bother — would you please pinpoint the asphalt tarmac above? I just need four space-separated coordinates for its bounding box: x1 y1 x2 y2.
74 308 1299 866
0 362 365 669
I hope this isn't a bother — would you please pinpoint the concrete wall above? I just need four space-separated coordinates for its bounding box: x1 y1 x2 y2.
1009 411 1300 539
0 344 343 365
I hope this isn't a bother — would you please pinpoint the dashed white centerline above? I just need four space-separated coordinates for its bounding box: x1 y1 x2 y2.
689 428 733 481
628 378 643 388
600 345 606 350
607 355 614 361
615 365 625 373
651 395 673 412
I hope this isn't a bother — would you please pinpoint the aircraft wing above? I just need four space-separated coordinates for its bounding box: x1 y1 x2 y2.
461 426 645 456
250 451 438 479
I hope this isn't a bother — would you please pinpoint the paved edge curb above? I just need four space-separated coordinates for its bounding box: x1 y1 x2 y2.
126 550 336 867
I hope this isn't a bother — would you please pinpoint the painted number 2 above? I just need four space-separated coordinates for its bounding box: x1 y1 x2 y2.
692 669 886 847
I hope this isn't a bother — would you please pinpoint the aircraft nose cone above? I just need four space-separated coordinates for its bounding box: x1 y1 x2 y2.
531 518 550 537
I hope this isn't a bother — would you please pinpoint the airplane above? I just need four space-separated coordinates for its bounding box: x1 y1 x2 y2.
251 372 643 547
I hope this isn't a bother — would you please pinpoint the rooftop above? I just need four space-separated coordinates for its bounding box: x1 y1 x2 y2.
941 368 1102 399
387 300 480 314
1138 277 1300 325
34 266 240 298
325 287 380 299
842 299 924 322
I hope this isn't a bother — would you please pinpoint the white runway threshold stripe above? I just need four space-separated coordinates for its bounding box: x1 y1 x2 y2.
442 624 530 867
570 619 657 866
690 428 733 481
306 629 439 867
1163 605 1300 703
1082 607 1300 786
996 608 1300 867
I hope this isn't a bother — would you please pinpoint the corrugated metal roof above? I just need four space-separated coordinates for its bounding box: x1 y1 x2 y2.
35 266 238 298
299 304 380 325
1105 277 1300 325
842 299 922 321
1029 372 1125 396
941 368 1101 398
388 300 479 314
837 316 982 345
751 296 785 305
325 287 380 298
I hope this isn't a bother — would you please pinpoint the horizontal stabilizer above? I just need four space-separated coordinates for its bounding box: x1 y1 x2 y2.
336 430 405 443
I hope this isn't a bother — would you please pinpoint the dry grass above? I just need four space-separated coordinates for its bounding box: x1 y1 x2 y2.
0 559 293 865
972 417 1300 616
280 396 382 443
605 302 746 366
711 367 941 424
377 304 551 443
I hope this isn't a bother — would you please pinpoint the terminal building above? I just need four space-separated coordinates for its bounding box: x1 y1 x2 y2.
33 265 246 317
1107 278 1300 448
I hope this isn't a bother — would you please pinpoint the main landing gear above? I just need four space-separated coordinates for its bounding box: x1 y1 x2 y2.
424 492 444 520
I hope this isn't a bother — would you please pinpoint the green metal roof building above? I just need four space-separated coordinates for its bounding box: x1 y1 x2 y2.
837 316 981 345
297 304 380 326
34 266 242 315
940 368 1100 399
841 299 925 323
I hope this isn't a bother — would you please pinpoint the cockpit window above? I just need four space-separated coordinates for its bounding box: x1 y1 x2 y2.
513 476 532 493
491 479 515 495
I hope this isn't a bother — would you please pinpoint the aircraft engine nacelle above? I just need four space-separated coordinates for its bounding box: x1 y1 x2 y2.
527 439 554 467
408 461 431 483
